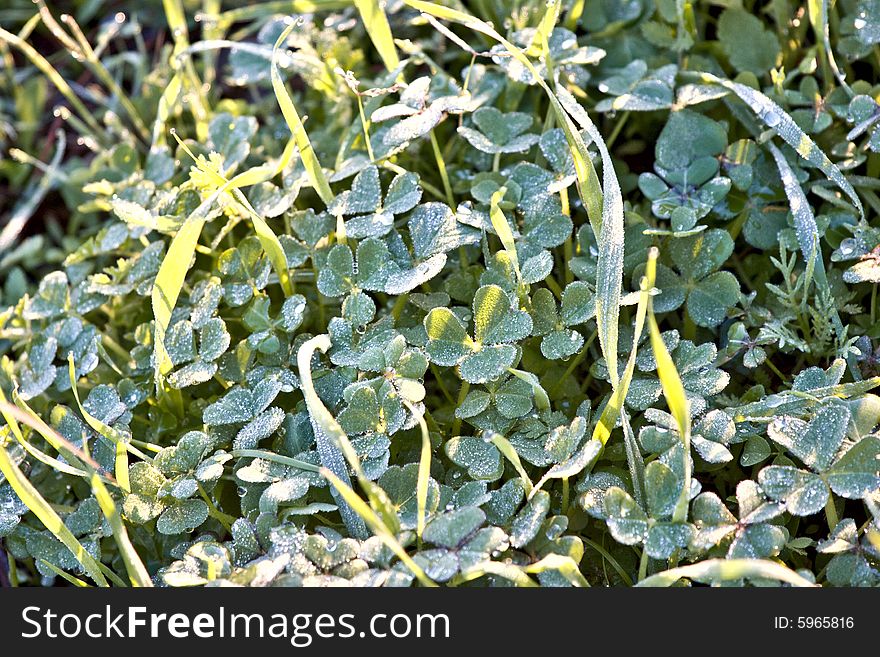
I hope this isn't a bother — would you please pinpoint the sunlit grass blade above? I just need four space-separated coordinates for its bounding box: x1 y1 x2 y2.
487 432 533 496
38 559 91 587
647 272 691 524
0 26 105 143
690 70 863 219
152 214 207 384
556 85 625 388
298 335 368 538
68 355 138 491
230 449 321 472
636 558 817 587
592 247 657 446
10 391 109 476
91 474 152 586
401 400 432 542
214 1 349 30
0 441 109 587
506 368 550 412
272 22 334 205
523 553 589 587
489 186 521 285
321 467 436 586
354 0 400 72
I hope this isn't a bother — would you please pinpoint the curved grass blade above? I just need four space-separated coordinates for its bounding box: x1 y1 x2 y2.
321 468 436 586
3 394 148 584
636 558 816 587
91 474 152 586
297 335 368 539
272 22 334 205
152 214 207 384
507 368 550 412
647 275 691 524
487 432 533 496
67 356 129 491
489 187 521 284
354 0 400 72
401 399 432 542
172 132 294 296
230 449 321 473
403 1 623 384
809 0 852 95
592 247 657 446
690 71 863 219
556 85 625 387
0 442 108 587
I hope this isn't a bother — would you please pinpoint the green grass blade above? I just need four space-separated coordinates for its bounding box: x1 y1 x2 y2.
0 27 106 143
647 272 691 524
489 187 521 284
354 0 400 72
523 553 589 587
271 22 334 205
402 400 432 542
297 335 368 538
592 247 657 445
556 85 625 387
68 356 131 492
488 432 533 495
691 71 863 219
91 474 152 587
321 467 436 586
0 442 109 587
152 215 207 384
636 558 816 587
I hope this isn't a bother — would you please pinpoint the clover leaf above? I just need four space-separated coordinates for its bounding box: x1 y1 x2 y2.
425 284 532 384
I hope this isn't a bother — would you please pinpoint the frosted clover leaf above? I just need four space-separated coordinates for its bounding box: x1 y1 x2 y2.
757 406 880 516
328 165 422 239
381 202 480 295
371 76 475 152
337 334 428 434
690 481 787 560
123 432 224 535
529 283 595 360
602 460 694 559
165 316 232 388
639 229 741 328
202 377 285 450
424 284 532 384
457 107 540 155
595 61 678 112
638 110 731 234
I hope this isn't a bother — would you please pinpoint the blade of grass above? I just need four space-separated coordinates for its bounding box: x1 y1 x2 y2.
401 400 432 543
171 131 294 296
298 335 368 539
0 442 108 587
0 26 105 143
487 432 533 496
592 247 657 446
636 558 817 587
321 467 436 586
272 22 334 205
556 85 625 388
354 0 400 72
90 475 153 587
686 70 863 220
647 271 691 525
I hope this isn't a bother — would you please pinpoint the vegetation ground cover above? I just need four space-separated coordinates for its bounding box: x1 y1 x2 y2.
1 0 879 588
